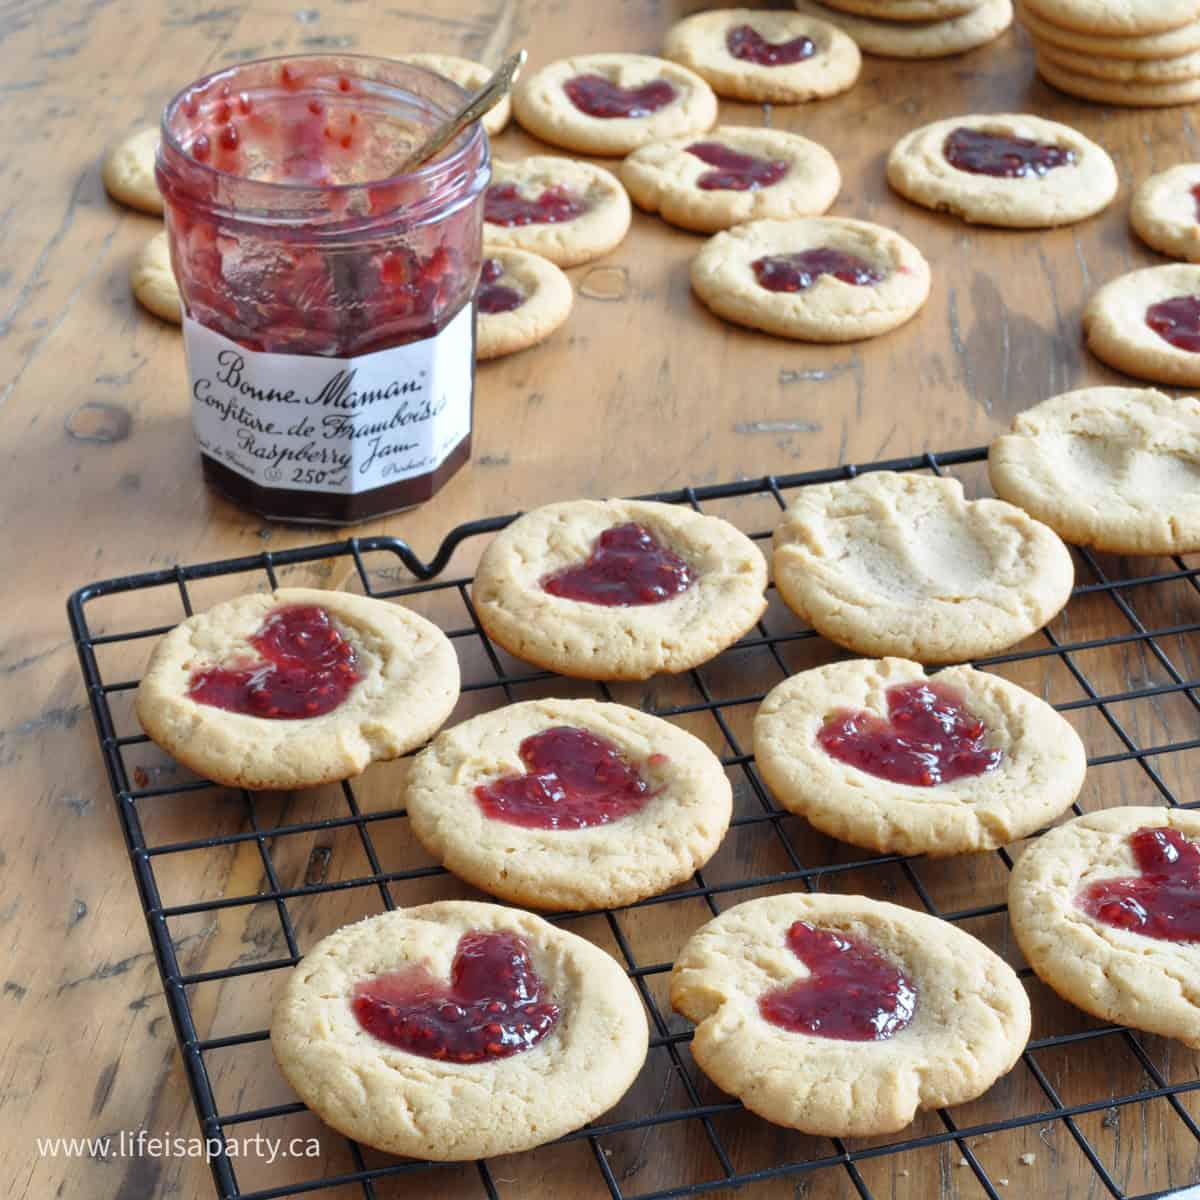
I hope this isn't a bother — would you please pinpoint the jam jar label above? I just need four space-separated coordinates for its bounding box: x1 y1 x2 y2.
183 307 473 496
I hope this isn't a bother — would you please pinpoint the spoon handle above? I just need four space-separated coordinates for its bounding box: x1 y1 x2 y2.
401 49 527 172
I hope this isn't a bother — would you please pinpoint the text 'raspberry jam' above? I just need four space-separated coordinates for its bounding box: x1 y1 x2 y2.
943 126 1076 178
726 24 816 66
686 142 789 192
157 56 489 524
760 921 917 1041
1145 295 1200 353
752 249 883 293
477 257 524 315
541 523 694 606
352 931 560 1062
484 182 589 227
474 725 658 829
818 680 1002 787
1077 826 1200 942
188 604 361 719
564 73 677 118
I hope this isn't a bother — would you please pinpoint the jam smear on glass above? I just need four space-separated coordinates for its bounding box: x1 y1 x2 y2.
564 73 677 118
1145 295 1200 353
818 680 1002 787
352 931 560 1062
541 523 694 606
477 257 524 315
686 141 789 192
760 921 917 1041
484 182 589 227
726 24 816 66
188 604 361 719
475 725 658 829
943 126 1077 179
1077 826 1200 942
752 248 883 293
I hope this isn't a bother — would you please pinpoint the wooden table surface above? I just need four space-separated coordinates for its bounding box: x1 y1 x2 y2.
5 1 1200 1198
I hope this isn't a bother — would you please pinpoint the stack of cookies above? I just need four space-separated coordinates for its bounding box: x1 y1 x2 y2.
1020 0 1200 106
791 0 1014 60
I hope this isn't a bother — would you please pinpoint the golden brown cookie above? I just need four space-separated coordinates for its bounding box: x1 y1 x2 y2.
1010 808 1200 1047
102 126 163 215
512 53 718 156
483 156 631 268
1131 164 1200 261
1021 0 1200 37
399 54 512 135
477 248 573 360
989 386 1200 554
272 901 649 1159
473 498 768 681
771 472 1075 663
136 588 460 789
406 698 732 909
1036 52 1200 103
620 125 841 234
754 658 1086 856
690 217 931 342
130 232 181 324
663 8 861 103
887 113 1118 227
793 0 1013 58
671 892 1031 1136
1084 264 1200 386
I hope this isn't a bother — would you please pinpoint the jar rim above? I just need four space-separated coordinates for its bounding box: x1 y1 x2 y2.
159 52 485 197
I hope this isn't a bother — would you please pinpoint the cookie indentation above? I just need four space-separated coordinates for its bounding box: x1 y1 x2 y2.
1078 827 1200 943
686 141 789 192
484 182 589 227
188 604 361 719
752 248 883 293
542 522 694 606
726 24 815 66
818 680 1002 787
760 921 917 1041
477 258 525 315
564 73 677 118
474 725 658 829
943 126 1076 179
352 930 560 1062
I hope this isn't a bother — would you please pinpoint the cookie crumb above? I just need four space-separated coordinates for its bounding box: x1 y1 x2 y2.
1020 1153 1036 1166
958 1157 969 1167
899 1168 909 1177
998 1178 1009 1187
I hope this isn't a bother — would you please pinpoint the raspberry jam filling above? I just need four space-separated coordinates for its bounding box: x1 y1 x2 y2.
818 681 1002 787
1145 295 1200 353
564 73 677 118
541 522 694 606
187 604 361 718
484 181 589 227
352 931 560 1062
726 24 816 66
943 126 1077 178
752 249 883 293
1192 183 1200 220
474 725 659 830
1077 826 1200 942
686 142 789 192
760 921 917 1041
477 257 524 315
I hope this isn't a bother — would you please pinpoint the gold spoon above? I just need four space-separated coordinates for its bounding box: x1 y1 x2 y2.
400 49 527 172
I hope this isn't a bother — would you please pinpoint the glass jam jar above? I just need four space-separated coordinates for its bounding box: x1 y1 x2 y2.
157 55 490 524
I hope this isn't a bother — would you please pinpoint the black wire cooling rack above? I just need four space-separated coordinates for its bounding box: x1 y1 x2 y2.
68 446 1200 1200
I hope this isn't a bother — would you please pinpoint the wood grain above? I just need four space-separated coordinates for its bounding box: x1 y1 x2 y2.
3 1 1199 1198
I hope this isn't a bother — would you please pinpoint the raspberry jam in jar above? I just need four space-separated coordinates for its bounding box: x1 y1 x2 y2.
157 56 491 523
